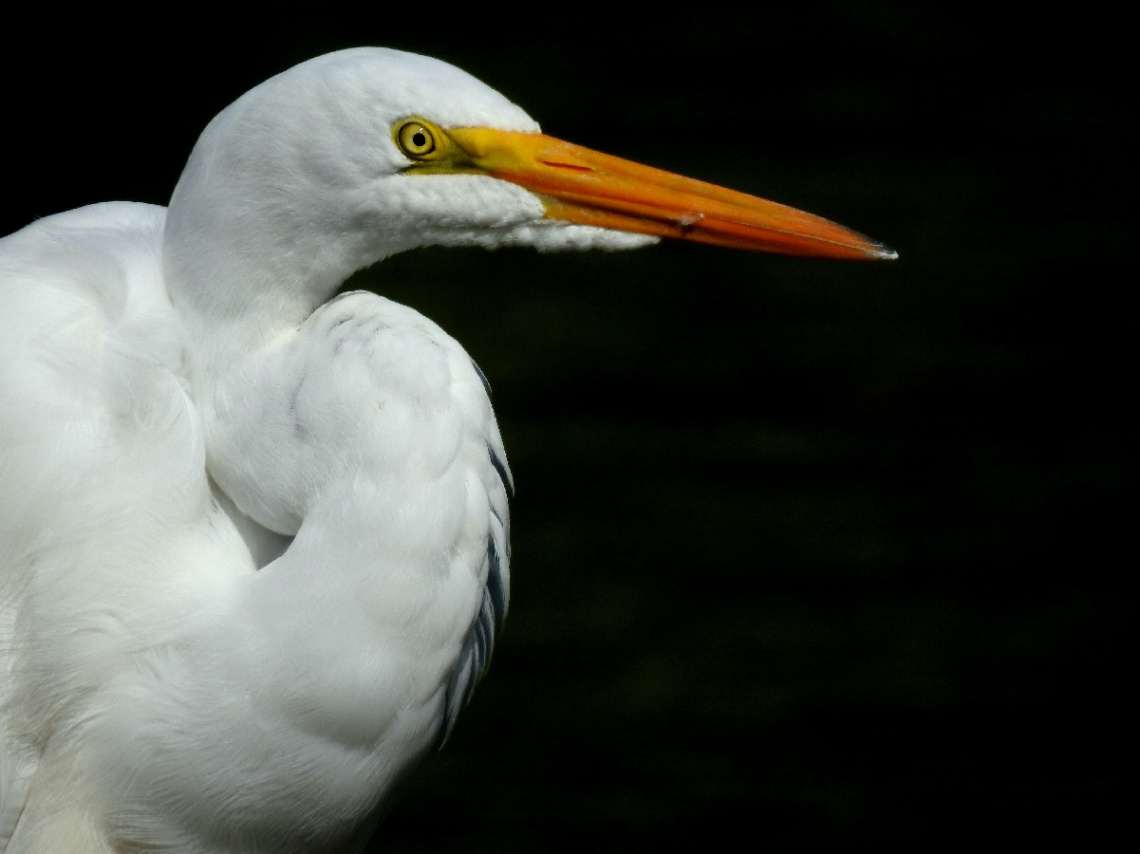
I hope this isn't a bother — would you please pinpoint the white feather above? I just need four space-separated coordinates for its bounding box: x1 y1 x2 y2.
0 47 650 852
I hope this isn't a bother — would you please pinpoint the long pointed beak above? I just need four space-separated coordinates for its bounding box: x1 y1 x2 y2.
447 128 896 260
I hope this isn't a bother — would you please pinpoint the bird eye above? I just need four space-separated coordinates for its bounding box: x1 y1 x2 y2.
396 121 437 158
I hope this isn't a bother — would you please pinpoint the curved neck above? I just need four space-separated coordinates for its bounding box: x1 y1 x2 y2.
162 200 386 363
159 101 410 363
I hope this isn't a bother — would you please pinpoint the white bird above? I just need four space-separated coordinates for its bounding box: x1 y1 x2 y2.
0 48 893 852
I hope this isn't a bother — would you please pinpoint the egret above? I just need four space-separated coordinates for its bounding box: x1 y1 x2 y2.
0 48 894 852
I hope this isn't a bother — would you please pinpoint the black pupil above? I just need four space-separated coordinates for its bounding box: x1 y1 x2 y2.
412 131 427 148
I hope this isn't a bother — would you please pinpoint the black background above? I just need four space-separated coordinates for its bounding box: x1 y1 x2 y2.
3 3 1132 850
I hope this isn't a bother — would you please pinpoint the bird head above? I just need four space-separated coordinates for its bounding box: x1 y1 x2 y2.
164 48 893 329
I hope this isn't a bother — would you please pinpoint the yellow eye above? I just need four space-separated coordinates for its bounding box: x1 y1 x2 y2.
396 121 436 158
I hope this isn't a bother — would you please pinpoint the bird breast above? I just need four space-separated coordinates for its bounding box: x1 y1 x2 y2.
82 289 512 850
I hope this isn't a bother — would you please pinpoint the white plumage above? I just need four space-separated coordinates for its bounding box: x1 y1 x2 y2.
0 48 891 852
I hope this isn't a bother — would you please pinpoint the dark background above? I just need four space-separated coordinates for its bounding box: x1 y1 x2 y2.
3 4 1131 850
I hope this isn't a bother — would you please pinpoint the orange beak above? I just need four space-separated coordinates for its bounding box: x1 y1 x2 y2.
447 127 896 261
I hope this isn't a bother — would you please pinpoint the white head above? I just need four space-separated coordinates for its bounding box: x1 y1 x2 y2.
163 47 893 336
